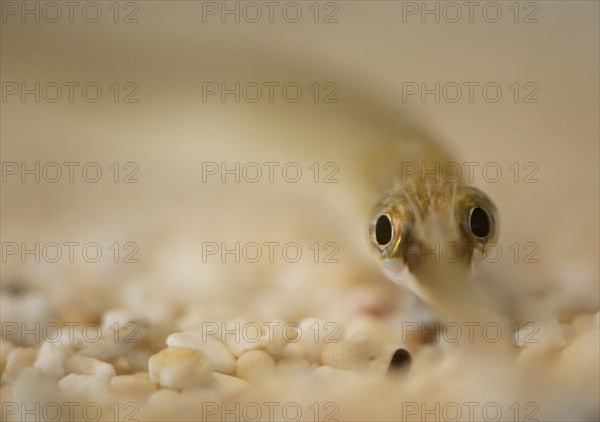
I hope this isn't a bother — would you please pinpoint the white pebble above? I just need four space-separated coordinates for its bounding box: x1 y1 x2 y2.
110 374 157 401
78 334 137 361
280 342 306 359
321 342 366 371
77 309 148 360
101 308 146 331
147 388 181 409
227 337 259 358
12 367 59 404
148 347 214 389
209 372 250 398
220 318 261 357
58 373 111 398
167 331 236 374
515 319 570 349
235 349 276 383
0 293 53 346
258 320 299 355
343 314 388 358
3 347 37 383
66 354 116 378
33 342 66 379
297 318 344 362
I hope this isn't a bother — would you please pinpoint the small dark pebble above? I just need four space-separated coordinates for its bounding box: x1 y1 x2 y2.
1 279 28 296
387 348 412 375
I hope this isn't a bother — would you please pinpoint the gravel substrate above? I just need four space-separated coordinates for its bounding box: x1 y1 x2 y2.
1 284 599 421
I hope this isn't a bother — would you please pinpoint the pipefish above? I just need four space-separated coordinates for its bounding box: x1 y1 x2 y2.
203 61 502 327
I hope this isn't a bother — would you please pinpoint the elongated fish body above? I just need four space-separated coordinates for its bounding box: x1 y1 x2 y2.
198 62 502 332
201 62 510 348
3 47 501 332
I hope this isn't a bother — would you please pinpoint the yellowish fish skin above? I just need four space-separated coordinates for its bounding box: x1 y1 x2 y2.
219 63 503 334
290 70 508 343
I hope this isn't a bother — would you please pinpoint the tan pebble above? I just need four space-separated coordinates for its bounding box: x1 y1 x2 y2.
277 357 310 377
110 374 157 400
235 350 275 383
66 355 116 377
111 355 131 374
0 341 16 360
0 355 6 378
3 348 37 382
0 385 13 402
33 342 66 379
57 306 97 327
167 332 236 374
297 318 344 362
132 371 151 380
321 342 366 370
148 347 213 389
571 314 594 335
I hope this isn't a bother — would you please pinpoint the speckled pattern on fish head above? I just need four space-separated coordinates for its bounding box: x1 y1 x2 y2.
367 173 499 299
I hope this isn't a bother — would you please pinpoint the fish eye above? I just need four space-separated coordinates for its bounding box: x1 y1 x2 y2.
375 214 393 246
469 207 491 238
